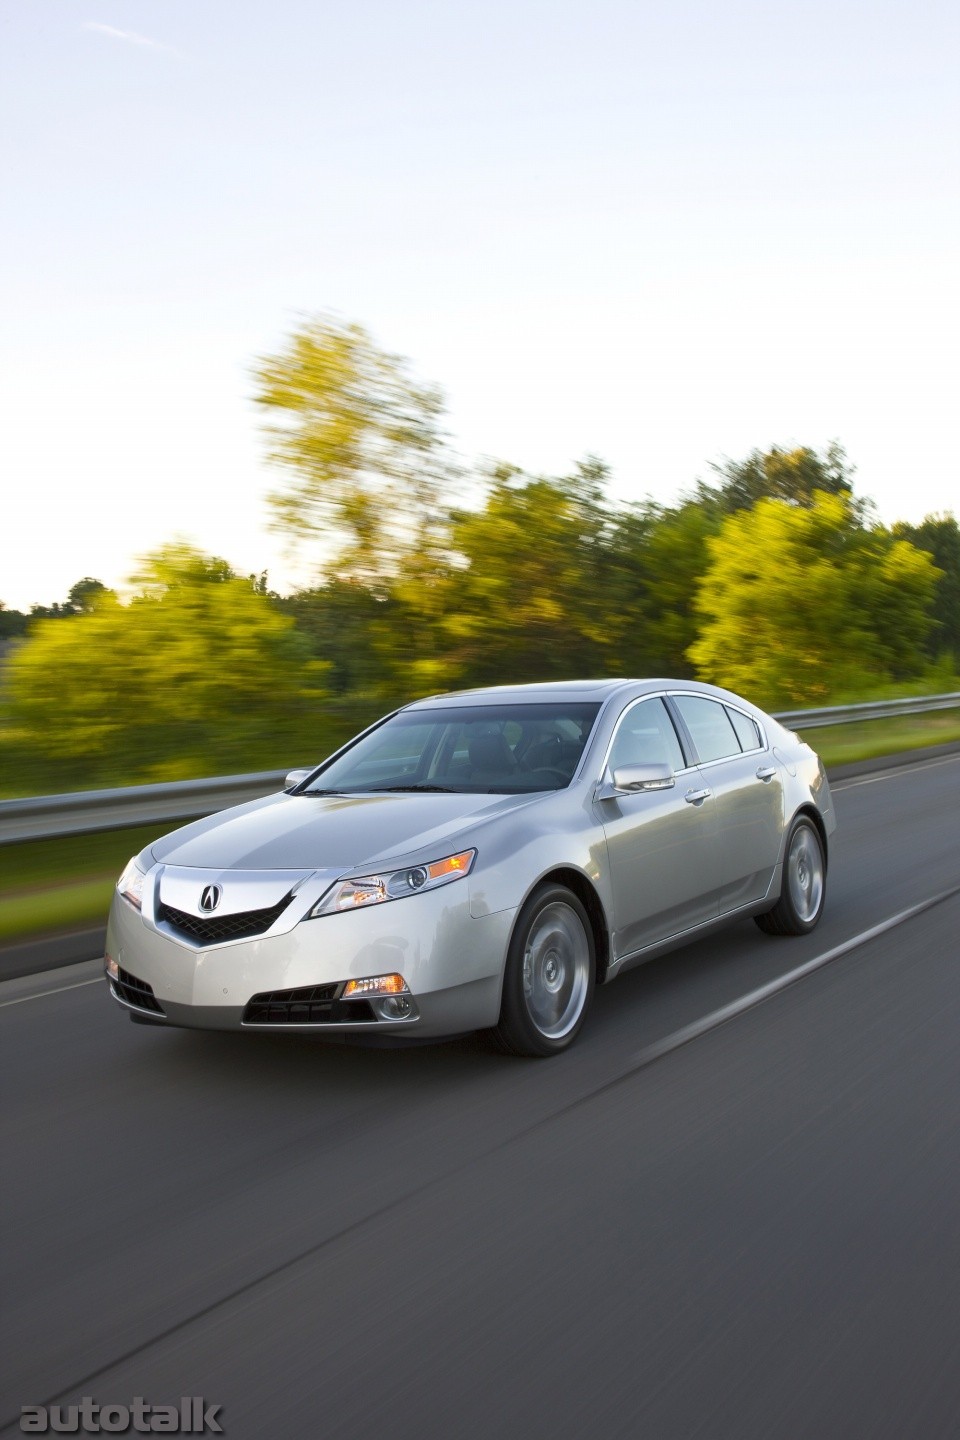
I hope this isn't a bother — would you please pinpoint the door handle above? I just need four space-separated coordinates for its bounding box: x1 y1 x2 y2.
756 766 777 782
684 788 712 805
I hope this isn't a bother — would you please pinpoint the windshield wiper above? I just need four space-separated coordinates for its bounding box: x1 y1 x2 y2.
302 788 352 796
381 783 456 793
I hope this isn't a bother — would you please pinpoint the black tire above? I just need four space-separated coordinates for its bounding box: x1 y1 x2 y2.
755 816 826 936
493 883 595 1057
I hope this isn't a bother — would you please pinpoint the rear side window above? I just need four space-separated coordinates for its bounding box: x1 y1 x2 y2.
672 695 741 764
726 706 763 752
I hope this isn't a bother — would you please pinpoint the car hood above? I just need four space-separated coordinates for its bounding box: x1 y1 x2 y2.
149 790 543 873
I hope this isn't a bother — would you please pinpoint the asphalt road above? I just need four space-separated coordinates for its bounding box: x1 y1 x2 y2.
2 753 959 1439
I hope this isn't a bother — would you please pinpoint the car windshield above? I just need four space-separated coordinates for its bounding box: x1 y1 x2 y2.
301 703 602 795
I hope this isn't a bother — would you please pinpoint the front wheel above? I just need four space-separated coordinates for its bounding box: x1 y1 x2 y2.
493 884 595 1057
755 816 826 936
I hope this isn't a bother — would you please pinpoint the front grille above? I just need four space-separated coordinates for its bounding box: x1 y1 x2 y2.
156 893 293 945
243 983 376 1026
112 965 165 1015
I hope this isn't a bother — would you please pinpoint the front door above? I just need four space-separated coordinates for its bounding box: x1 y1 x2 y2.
596 696 720 959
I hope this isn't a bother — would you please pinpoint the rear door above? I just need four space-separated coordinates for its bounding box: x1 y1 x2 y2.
668 694 784 912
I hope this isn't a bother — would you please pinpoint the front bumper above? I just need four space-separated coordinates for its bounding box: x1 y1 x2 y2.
106 881 513 1039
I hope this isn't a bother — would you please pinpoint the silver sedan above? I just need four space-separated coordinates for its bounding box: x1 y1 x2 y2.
106 679 836 1056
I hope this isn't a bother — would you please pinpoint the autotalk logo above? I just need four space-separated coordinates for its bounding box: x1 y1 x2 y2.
20 1397 223 1433
199 885 222 913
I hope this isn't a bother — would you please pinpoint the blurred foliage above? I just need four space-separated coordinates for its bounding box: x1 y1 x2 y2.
0 578 113 640
0 602 29 641
64 577 112 613
688 492 942 705
697 441 859 515
253 314 460 588
436 459 623 686
1 315 958 798
612 496 723 675
892 513 960 659
1 545 333 793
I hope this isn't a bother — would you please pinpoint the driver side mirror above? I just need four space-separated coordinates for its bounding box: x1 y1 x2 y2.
284 768 312 791
597 762 675 799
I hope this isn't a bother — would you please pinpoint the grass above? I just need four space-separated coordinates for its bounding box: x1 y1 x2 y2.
1 710 958 947
796 709 960 767
0 878 120 944
0 824 165 945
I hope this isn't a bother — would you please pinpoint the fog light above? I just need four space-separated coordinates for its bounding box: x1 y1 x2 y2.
371 994 418 1022
343 973 409 998
105 955 120 981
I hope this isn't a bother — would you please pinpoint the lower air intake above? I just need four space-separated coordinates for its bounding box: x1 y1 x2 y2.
243 983 376 1025
112 965 165 1015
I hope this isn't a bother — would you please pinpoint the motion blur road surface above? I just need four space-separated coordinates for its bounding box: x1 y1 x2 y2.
2 754 959 1438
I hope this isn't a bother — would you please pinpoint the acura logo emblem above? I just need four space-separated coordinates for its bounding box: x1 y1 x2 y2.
199 884 222 913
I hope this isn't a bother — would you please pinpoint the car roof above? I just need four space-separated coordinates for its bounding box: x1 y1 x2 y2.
403 678 736 710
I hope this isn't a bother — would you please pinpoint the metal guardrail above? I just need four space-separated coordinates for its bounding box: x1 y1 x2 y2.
2 692 958 845
775 692 960 729
0 771 291 845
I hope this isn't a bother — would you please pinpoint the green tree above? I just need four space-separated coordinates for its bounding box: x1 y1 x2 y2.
253 315 460 586
28 600 71 620
605 444 859 681
608 498 723 676
3 544 330 792
23 577 112 621
0 601 29 642
67 577 111 613
700 441 857 515
281 578 395 701
688 492 941 705
892 513 960 660
434 459 623 687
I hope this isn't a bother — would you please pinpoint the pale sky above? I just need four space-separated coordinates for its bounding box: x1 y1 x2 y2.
1 0 957 611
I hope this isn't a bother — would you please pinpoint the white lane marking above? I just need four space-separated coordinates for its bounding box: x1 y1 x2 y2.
832 753 960 791
631 883 960 1068
0 975 104 1009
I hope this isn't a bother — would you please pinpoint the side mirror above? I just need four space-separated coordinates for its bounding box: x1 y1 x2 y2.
597 762 675 799
284 768 312 791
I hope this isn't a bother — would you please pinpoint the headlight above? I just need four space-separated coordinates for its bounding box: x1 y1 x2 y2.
309 849 476 917
117 857 147 910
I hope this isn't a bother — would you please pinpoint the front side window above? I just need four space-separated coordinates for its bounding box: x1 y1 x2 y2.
608 696 686 774
302 703 602 795
672 695 742 764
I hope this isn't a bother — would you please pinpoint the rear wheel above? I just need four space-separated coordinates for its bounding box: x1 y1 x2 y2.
755 816 826 936
493 884 594 1057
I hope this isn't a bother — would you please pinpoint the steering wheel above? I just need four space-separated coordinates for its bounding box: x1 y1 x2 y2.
527 766 570 785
